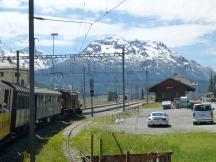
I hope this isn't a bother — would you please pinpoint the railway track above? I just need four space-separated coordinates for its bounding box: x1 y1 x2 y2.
65 101 145 162
0 100 144 162
82 101 144 115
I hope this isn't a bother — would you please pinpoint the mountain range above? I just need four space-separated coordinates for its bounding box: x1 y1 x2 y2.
0 37 212 93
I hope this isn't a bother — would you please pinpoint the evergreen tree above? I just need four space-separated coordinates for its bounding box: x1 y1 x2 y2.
214 75 216 97
209 72 213 92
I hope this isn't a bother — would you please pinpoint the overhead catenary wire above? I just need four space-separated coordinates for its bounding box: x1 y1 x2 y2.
78 0 127 51
34 16 93 25
33 0 127 53
0 8 26 50
75 0 88 52
0 52 123 61
94 0 126 24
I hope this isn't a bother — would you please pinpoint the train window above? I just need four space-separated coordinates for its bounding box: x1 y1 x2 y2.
40 95 43 106
21 96 25 108
51 96 54 103
72 99 76 107
43 95 45 106
0 72 4 77
53 96 56 103
0 89 4 104
23 96 27 108
49 96 51 104
57 96 60 102
17 95 23 109
26 96 29 108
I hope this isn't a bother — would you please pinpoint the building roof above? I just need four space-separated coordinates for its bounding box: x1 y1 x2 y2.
35 88 62 95
1 80 29 93
0 60 28 71
149 75 195 92
172 74 193 87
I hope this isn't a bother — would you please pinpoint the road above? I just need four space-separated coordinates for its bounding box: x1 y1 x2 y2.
113 107 216 134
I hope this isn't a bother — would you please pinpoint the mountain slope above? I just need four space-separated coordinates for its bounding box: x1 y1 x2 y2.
82 37 212 81
0 46 53 70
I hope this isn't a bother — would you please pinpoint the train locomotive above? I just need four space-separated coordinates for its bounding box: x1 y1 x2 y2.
0 80 82 143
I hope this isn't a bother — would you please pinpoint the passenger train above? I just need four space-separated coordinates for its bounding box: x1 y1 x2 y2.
0 80 82 143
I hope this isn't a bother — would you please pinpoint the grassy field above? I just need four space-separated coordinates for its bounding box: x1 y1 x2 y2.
23 132 67 162
22 120 70 162
22 107 216 162
144 102 162 108
70 127 216 162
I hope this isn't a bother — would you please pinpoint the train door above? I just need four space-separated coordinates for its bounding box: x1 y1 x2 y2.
0 83 13 140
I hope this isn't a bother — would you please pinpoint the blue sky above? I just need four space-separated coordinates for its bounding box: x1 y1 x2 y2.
1 0 216 67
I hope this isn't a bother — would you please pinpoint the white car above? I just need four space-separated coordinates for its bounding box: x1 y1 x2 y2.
162 101 171 109
193 103 214 125
148 111 169 127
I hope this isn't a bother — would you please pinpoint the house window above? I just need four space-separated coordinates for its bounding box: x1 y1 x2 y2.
21 80 25 87
0 72 4 77
15 72 20 77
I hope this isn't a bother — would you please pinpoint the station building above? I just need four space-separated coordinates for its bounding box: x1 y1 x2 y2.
149 74 196 101
0 60 29 87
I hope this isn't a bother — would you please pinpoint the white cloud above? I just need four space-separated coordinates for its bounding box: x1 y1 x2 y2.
1 0 216 24
119 0 216 23
0 0 216 50
1 9 216 50
34 0 216 23
86 23 216 47
0 0 27 9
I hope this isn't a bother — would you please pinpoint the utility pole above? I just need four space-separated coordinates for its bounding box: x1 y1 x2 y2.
115 78 118 102
122 47 125 111
16 51 20 85
146 68 149 103
51 33 58 73
29 0 35 162
83 66 86 107
90 79 94 117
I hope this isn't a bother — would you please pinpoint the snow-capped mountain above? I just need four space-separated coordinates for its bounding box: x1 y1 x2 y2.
82 37 212 80
35 37 212 93
0 47 53 70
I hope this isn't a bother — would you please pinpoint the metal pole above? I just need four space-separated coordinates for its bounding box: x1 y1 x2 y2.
29 0 35 161
16 51 19 85
115 78 118 103
99 138 103 162
83 66 86 107
126 151 130 162
122 47 125 111
90 135 94 161
51 33 58 74
52 35 54 73
90 78 94 117
91 93 93 117
146 68 149 103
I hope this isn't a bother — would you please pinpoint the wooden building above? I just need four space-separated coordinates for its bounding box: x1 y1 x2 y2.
149 75 195 101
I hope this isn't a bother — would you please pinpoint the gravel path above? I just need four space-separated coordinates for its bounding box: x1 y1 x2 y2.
63 121 91 162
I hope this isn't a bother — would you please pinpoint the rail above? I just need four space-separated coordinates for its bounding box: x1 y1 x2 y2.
82 101 144 115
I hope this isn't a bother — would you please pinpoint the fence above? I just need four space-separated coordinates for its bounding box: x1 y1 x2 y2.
82 152 173 162
82 135 173 162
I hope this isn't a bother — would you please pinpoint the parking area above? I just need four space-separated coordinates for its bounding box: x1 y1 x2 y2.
113 107 216 134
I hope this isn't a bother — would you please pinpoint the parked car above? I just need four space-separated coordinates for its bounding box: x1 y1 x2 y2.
188 100 202 110
193 103 214 125
162 101 171 109
180 96 188 108
174 98 181 109
148 111 169 127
